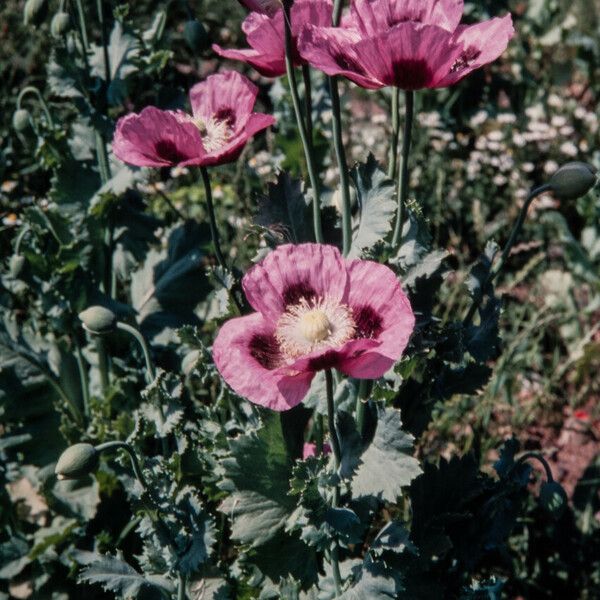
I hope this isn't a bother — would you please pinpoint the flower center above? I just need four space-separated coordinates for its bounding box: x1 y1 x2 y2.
299 309 331 343
191 116 232 153
276 297 355 360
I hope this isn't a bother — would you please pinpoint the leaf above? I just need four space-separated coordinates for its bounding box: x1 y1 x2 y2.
351 406 421 501
50 476 101 521
255 172 309 244
392 207 432 271
403 249 449 316
348 154 396 259
47 48 85 99
90 22 140 105
340 559 403 599
465 241 499 300
79 553 174 598
465 297 501 362
218 414 295 546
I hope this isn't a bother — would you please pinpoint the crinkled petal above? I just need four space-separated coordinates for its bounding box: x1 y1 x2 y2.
438 14 514 87
113 107 205 167
189 71 259 127
338 259 415 377
350 0 464 35
299 25 384 89
242 244 350 324
199 112 276 167
212 45 286 77
212 313 314 411
352 22 464 89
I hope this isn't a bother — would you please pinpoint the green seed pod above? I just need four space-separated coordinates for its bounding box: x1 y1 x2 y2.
50 11 70 38
182 349 201 376
12 109 31 133
55 443 99 480
9 255 26 278
23 0 48 25
183 19 209 53
548 161 597 200
539 480 568 519
79 305 117 335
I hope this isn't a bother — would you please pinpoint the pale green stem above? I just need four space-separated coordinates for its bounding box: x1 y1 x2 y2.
17 87 55 128
116 322 155 383
387 87 400 179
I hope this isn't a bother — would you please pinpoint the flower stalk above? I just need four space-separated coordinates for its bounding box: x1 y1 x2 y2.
200 166 227 271
387 87 400 178
283 1 324 243
391 90 414 248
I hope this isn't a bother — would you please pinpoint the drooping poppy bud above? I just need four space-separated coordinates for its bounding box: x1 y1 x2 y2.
12 109 31 132
547 161 597 200
55 443 99 480
79 305 117 335
23 0 48 25
51 11 71 38
183 19 209 53
539 480 568 519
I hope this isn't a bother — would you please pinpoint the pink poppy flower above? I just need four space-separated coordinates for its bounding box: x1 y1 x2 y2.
112 71 275 168
213 0 333 78
212 244 415 411
298 0 514 90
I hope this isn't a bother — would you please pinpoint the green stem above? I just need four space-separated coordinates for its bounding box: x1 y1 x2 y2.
387 87 400 178
516 452 554 482
177 574 187 600
355 379 370 437
301 64 313 145
325 369 342 596
95 337 110 394
315 413 324 455
332 0 344 26
199 167 227 271
462 184 551 327
391 90 414 248
96 441 149 488
96 0 111 86
73 0 90 51
16 87 55 128
329 76 352 256
74 341 91 420
283 2 324 243
116 322 155 383
14 225 31 254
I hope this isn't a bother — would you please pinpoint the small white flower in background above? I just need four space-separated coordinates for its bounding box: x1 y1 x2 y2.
544 160 559 174
560 142 578 157
548 94 564 108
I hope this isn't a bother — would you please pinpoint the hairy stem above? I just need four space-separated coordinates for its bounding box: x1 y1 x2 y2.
391 90 414 248
283 2 324 243
387 87 400 178
199 167 227 270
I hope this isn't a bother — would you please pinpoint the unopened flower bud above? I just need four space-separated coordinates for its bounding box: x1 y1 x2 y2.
547 161 597 200
79 305 117 335
12 109 31 132
182 349 201 376
539 480 568 519
50 11 70 37
9 255 26 278
55 443 99 480
183 19 209 53
23 0 48 25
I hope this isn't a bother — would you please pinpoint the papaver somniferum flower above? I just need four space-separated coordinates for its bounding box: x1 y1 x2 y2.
213 0 333 78
212 244 415 411
112 71 275 168
298 0 514 90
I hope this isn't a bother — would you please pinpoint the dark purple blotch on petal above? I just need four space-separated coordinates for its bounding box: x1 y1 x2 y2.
249 332 281 370
391 58 433 89
353 305 383 339
282 281 317 307
308 350 341 371
449 47 482 73
154 140 189 163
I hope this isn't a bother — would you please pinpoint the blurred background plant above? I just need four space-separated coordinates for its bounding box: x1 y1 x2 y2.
1 0 600 598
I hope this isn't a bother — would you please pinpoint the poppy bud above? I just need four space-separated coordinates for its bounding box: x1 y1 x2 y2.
183 19 209 53
12 109 31 133
9 255 26 278
23 0 48 25
79 305 117 335
50 11 70 38
547 161 597 200
182 349 201 376
55 443 99 480
539 480 568 519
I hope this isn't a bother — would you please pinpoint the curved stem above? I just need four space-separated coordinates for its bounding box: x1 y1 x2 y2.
462 184 551 327
199 167 227 270
116 322 155 383
17 87 55 128
516 452 554 483
96 440 149 488
14 225 31 254
325 369 342 596
74 341 90 420
387 87 400 179
391 90 414 248
283 3 324 243
95 337 110 394
329 76 352 256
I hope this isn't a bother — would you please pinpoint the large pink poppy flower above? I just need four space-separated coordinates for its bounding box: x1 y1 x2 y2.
298 0 514 90
112 71 275 168
213 0 333 78
212 244 415 411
